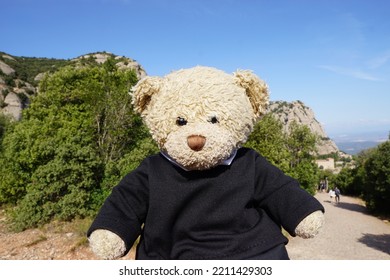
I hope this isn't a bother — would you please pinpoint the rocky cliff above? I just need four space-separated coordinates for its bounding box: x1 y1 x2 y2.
0 51 147 120
268 100 339 155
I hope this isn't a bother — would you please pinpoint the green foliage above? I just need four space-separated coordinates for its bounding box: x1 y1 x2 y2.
286 121 319 194
246 115 319 194
333 161 364 196
333 149 371 197
0 98 104 230
245 114 290 171
334 139 390 215
0 60 155 231
0 51 69 86
287 160 319 195
101 137 159 194
287 121 318 168
0 113 12 142
362 141 390 214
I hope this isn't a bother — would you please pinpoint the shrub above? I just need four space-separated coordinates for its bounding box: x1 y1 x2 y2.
0 59 153 231
246 115 319 194
362 141 390 214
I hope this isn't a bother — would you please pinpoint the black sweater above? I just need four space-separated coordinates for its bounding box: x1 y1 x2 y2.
88 148 324 259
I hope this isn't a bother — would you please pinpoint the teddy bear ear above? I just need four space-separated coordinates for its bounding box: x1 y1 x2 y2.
233 70 270 119
130 76 163 115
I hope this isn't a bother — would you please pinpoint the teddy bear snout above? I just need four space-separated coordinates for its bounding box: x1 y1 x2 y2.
187 135 206 151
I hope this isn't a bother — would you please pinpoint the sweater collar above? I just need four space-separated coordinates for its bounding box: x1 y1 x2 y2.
160 149 237 172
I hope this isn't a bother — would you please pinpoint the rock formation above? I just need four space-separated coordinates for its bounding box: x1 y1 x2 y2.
74 52 147 79
0 61 15 76
268 100 339 155
2 92 22 120
0 51 147 120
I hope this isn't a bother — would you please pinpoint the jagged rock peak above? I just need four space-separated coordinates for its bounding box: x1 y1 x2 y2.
268 100 339 155
73 52 147 79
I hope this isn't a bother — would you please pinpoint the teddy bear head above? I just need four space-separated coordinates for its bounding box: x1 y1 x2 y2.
131 66 269 170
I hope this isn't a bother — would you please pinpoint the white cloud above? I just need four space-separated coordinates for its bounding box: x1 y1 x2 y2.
367 50 390 69
318 65 381 81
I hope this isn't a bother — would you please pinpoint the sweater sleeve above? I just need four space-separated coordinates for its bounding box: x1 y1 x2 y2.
253 154 324 236
87 158 150 253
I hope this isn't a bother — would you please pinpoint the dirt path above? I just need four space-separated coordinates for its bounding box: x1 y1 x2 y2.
286 192 390 259
0 209 135 260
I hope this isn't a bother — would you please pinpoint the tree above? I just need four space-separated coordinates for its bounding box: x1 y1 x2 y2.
286 121 318 169
0 84 104 231
246 115 319 194
287 160 319 195
245 114 290 171
0 60 156 231
285 121 319 194
332 168 357 195
362 140 390 214
0 113 12 143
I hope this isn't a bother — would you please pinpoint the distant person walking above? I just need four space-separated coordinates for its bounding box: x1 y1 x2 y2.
318 180 324 192
335 187 341 203
329 189 335 201
325 177 329 192
319 179 327 192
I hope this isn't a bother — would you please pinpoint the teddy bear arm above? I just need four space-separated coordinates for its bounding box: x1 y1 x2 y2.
294 210 324 239
89 229 127 259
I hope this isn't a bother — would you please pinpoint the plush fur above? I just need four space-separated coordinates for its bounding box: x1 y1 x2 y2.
88 66 324 259
89 229 126 259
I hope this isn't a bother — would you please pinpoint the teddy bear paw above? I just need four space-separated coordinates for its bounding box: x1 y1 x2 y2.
89 229 127 259
294 210 324 239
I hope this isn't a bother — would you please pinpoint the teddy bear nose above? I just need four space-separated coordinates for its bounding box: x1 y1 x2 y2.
187 135 206 151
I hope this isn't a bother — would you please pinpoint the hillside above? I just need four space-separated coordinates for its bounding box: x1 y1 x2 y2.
0 51 146 120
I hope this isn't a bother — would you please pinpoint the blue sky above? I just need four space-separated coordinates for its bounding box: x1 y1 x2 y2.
2 0 390 141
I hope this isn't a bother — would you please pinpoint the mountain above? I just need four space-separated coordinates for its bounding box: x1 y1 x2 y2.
0 51 146 120
268 100 340 156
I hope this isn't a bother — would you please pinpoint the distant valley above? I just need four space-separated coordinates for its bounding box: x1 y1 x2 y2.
335 140 383 155
331 131 388 155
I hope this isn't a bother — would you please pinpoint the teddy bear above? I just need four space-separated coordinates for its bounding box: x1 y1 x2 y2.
87 66 325 260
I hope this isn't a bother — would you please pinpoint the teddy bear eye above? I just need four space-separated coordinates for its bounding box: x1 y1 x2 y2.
176 117 188 126
209 116 219 124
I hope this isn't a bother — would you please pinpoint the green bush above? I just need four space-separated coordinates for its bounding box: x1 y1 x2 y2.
333 167 362 196
0 59 155 231
0 113 11 142
362 141 390 214
246 115 319 194
246 114 290 171
334 139 390 215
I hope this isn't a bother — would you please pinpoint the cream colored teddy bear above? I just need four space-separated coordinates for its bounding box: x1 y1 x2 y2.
88 66 324 260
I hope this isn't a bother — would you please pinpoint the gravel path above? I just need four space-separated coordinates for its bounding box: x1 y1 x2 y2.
286 192 390 260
